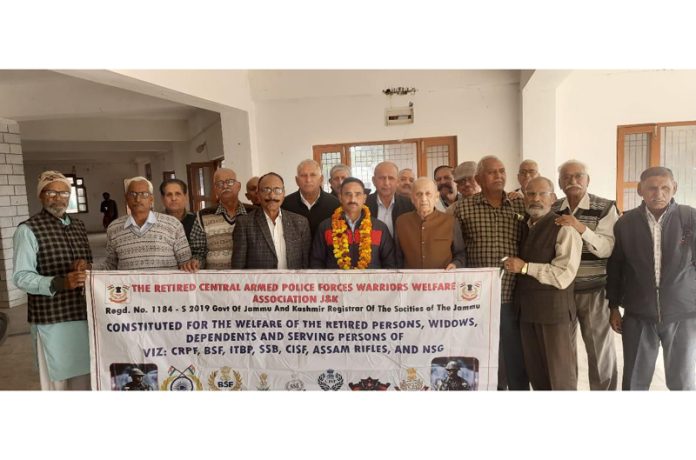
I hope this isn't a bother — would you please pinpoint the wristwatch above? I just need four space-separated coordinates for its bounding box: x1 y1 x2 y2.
521 262 529 275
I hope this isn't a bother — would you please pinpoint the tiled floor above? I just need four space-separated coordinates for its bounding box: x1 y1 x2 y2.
0 233 668 391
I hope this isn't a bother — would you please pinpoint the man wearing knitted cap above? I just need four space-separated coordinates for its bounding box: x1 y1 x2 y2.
12 171 93 390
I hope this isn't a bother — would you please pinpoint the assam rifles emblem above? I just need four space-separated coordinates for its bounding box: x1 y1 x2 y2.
257 373 270 391
107 284 130 304
160 365 203 391
395 368 429 391
317 369 344 391
208 367 244 391
348 376 390 391
285 372 306 391
459 281 482 301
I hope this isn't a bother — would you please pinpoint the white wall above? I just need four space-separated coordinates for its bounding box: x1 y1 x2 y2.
251 70 521 187
556 70 696 200
24 161 140 233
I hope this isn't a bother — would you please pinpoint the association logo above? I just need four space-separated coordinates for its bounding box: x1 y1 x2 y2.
459 281 482 301
160 365 203 391
257 373 270 391
285 373 306 391
348 376 390 391
395 368 429 391
208 367 244 391
317 369 344 391
106 284 130 304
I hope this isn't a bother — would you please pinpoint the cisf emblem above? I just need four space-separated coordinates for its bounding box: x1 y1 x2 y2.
459 281 482 301
107 284 130 304
317 369 344 391
395 368 429 391
208 367 244 391
160 365 203 391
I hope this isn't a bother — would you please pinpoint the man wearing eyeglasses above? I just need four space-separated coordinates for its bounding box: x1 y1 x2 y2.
102 176 194 271
503 177 582 390
197 168 254 269
232 173 311 269
552 159 620 391
12 170 93 390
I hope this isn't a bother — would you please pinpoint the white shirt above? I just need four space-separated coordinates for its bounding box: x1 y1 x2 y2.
526 223 583 290
557 193 619 258
264 209 287 269
124 210 157 235
376 194 395 236
300 192 319 211
645 207 665 285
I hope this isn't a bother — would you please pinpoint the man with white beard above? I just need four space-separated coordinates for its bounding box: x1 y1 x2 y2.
13 171 92 390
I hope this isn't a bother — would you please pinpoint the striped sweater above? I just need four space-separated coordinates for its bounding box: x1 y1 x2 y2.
102 212 191 270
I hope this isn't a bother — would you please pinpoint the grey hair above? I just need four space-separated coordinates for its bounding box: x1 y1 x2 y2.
476 155 504 175
398 168 414 177
558 159 589 175
125 176 153 194
525 176 555 192
297 159 322 175
330 164 351 176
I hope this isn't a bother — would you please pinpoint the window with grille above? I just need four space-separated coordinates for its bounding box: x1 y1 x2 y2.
313 136 456 192
617 123 696 211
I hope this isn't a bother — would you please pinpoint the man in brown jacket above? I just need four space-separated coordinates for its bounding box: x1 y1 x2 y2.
396 177 466 269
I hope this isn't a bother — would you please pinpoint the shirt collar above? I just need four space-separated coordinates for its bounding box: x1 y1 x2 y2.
377 194 395 210
264 208 283 225
216 202 246 219
300 191 320 208
125 210 157 229
559 192 590 212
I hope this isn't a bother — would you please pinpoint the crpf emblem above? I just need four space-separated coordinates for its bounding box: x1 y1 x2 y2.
160 365 203 391
317 369 344 391
459 281 481 301
107 284 130 304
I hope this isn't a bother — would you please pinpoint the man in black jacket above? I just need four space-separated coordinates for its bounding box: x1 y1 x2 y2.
282 159 340 240
366 161 414 243
607 166 696 390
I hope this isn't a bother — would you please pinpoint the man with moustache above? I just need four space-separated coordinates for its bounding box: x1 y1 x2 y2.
397 168 415 198
396 177 466 269
197 168 254 269
504 177 582 390
454 155 529 390
232 173 311 269
13 171 92 390
607 167 696 390
282 159 340 240
366 161 415 241
329 164 351 199
508 159 540 200
245 176 261 207
311 178 396 269
553 159 620 390
434 165 460 212
446 161 480 215
102 176 194 271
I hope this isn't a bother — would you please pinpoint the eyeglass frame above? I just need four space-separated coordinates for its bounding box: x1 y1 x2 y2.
42 190 71 198
259 186 285 196
214 179 239 189
126 191 153 200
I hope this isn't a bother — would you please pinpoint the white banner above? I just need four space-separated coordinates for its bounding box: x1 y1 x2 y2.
86 269 500 391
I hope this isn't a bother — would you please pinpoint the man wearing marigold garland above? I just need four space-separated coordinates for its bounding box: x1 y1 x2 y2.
310 178 396 269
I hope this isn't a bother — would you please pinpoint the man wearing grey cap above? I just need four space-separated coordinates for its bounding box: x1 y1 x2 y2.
13 171 92 390
445 161 481 214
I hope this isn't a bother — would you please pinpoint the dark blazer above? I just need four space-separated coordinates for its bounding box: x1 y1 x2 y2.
366 192 415 236
231 208 311 269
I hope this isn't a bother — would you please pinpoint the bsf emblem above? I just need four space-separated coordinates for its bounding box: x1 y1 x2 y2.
208 367 244 391
107 284 130 304
459 282 481 301
317 369 344 391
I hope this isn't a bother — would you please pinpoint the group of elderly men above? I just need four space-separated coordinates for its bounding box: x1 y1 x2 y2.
11 154 696 391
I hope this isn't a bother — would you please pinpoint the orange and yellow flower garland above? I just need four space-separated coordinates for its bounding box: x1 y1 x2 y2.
331 205 372 269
